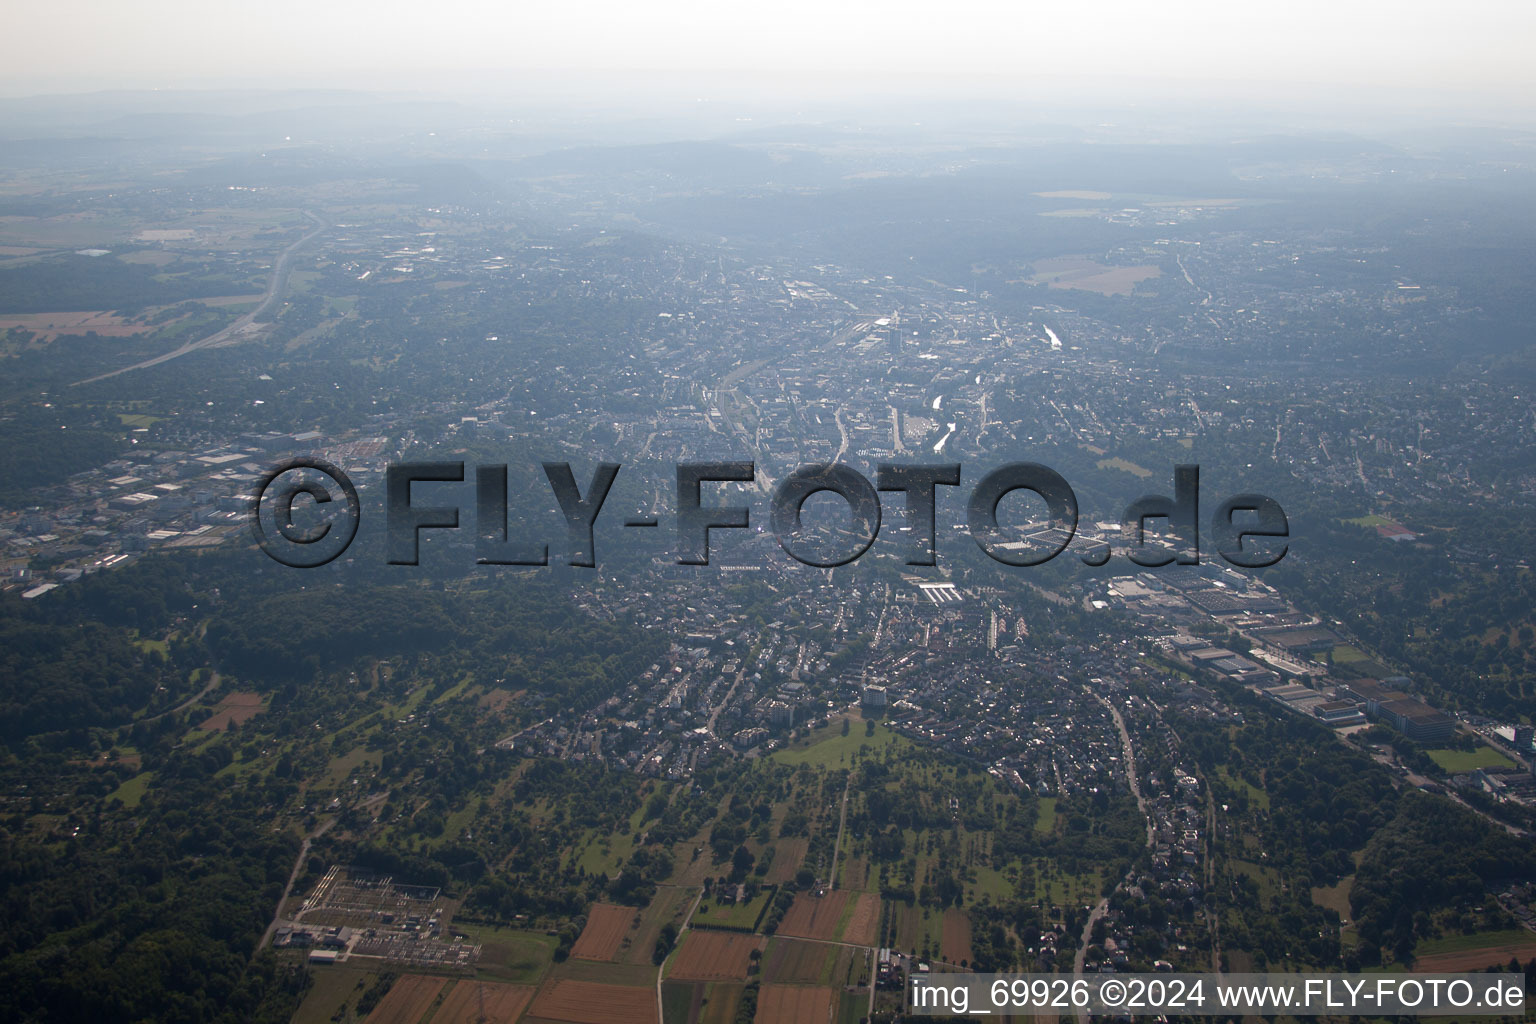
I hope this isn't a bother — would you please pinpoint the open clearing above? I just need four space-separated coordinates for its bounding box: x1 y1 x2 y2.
1096 456 1153 479
569 903 636 961
0 310 146 341
198 692 264 731
456 923 557 984
363 974 446 1024
1024 255 1162 296
770 718 907 768
526 978 658 1024
292 965 378 1024
754 984 835 1024
432 980 536 1023
668 930 763 981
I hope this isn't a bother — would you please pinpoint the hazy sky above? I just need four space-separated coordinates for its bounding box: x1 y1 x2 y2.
7 0 1535 109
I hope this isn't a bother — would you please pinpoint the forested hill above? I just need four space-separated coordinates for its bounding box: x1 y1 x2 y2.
0 551 662 1023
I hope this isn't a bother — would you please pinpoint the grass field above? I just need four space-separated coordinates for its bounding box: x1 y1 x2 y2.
661 980 695 1024
107 771 153 808
888 902 945 958
574 826 637 877
699 982 745 1024
694 889 770 931
454 922 558 984
762 937 861 986
621 886 697 966
1427 747 1515 773
291 965 378 1024
835 991 868 1024
1233 860 1283 903
1035 796 1058 834
1095 456 1153 479
1330 644 1369 664
1310 875 1354 927
836 855 870 891
771 718 907 769
1344 514 1395 528
762 838 808 884
1214 766 1270 811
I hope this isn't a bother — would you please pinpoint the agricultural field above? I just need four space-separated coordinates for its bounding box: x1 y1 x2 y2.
1408 929 1536 972
361 974 446 1024
570 904 640 961
887 902 946 959
774 890 879 945
661 981 746 1024
761 938 866 987
940 908 973 966
625 887 699 965
431 980 536 1024
1024 255 1162 296
761 838 808 884
0 309 148 342
667 930 763 981
835 855 869 891
526 978 659 1024
754 984 835 1024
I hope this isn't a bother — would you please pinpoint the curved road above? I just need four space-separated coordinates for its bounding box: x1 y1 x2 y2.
75 210 327 385
143 670 220 723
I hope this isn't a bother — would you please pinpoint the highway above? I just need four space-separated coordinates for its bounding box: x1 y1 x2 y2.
75 210 328 385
